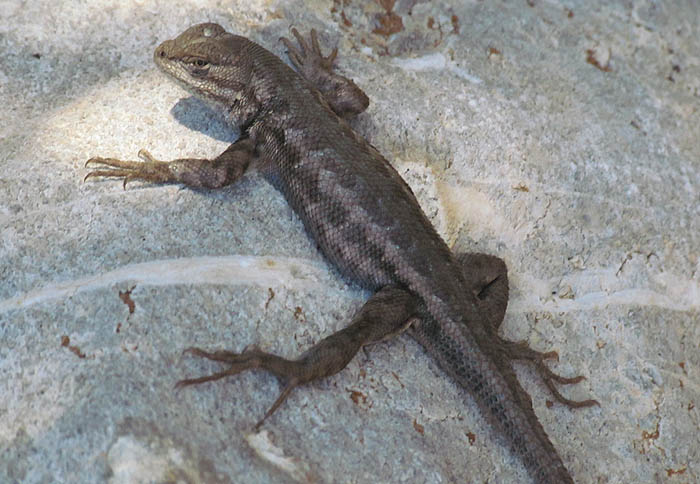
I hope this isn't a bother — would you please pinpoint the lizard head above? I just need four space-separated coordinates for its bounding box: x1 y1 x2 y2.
153 23 259 128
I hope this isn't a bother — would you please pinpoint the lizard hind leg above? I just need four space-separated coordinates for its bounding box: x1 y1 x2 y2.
176 286 419 428
458 252 598 409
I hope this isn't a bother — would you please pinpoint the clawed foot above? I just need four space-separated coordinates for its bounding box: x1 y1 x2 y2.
281 28 337 75
85 149 171 188
281 27 368 118
174 346 263 388
175 345 300 429
501 339 599 408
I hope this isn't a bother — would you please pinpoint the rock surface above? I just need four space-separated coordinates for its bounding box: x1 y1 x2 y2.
1 1 698 483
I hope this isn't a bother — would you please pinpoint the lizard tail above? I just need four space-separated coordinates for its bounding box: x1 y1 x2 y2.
409 317 575 484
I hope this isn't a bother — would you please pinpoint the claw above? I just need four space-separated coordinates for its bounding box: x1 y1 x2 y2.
280 36 302 68
281 28 337 72
310 29 321 54
542 350 559 362
176 347 255 391
326 48 338 65
543 376 600 408
497 337 597 408
291 27 307 56
254 381 297 430
138 149 157 163
181 347 240 362
83 150 173 187
174 371 231 389
83 169 133 181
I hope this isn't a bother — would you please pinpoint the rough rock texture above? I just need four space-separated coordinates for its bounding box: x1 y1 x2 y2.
1 1 698 483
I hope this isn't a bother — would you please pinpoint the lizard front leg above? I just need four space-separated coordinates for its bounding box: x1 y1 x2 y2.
177 286 419 428
85 136 256 189
458 252 598 408
281 29 369 119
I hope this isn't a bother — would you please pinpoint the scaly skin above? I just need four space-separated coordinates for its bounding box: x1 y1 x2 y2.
86 24 597 483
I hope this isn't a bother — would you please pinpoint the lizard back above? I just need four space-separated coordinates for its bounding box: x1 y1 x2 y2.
144 23 582 483
241 35 575 483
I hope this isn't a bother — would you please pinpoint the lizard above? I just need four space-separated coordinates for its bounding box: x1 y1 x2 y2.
85 23 597 483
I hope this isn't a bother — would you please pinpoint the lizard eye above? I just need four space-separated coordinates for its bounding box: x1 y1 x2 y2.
187 58 211 77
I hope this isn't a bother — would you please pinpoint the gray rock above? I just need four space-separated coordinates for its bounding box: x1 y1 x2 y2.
1 1 697 483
